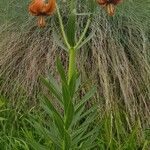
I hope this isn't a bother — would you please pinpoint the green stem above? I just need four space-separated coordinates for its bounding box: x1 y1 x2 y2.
56 4 71 49
74 17 91 49
68 47 76 84
62 140 65 150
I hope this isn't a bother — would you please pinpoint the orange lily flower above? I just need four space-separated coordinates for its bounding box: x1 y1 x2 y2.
28 0 56 28
97 0 122 16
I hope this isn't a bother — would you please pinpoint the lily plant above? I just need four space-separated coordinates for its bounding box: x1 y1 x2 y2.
26 0 122 149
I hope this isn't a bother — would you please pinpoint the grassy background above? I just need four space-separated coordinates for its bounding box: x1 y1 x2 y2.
0 0 150 149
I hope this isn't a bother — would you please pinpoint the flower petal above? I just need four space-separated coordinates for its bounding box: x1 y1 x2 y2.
44 0 56 15
28 0 44 16
97 0 107 6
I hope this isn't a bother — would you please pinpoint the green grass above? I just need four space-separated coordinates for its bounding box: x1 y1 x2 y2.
0 0 150 149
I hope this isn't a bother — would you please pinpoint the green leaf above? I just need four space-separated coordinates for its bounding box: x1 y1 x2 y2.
40 76 63 106
56 58 67 84
26 119 61 148
47 73 61 93
62 81 71 114
27 139 48 150
72 127 88 147
65 99 74 129
78 107 98 129
53 31 68 52
71 104 85 127
121 123 140 149
0 100 4 108
66 11 76 46
76 33 94 50
64 130 71 150
0 117 6 121
142 140 148 150
43 125 62 148
53 112 64 138
80 127 99 142
75 86 97 111
72 106 98 147
40 94 63 120
79 141 97 150
75 75 81 92
69 72 77 98
76 126 99 150
62 80 74 129
72 124 99 148
82 105 98 118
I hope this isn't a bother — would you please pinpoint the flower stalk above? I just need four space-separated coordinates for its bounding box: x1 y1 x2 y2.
56 4 71 50
68 47 76 84
56 3 76 84
74 17 91 49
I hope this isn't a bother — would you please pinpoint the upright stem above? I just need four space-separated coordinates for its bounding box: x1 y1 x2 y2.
68 47 76 84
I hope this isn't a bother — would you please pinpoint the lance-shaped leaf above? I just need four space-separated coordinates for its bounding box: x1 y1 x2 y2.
64 129 71 150
76 33 94 50
26 119 61 148
65 98 74 129
56 58 67 84
61 80 74 129
53 31 68 52
53 112 65 138
77 105 98 126
40 76 63 106
75 86 97 111
62 81 71 113
39 94 63 120
69 72 77 98
72 111 99 148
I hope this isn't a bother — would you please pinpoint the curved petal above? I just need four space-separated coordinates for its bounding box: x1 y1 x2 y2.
28 0 45 16
43 0 56 15
97 0 107 6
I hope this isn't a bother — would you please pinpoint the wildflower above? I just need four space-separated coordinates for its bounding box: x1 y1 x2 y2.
97 0 122 16
28 0 56 28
